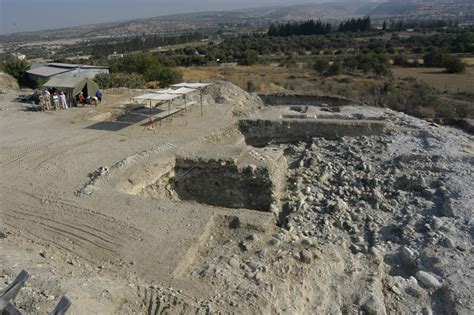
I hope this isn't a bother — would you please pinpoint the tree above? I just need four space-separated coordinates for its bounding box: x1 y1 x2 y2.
3 59 30 85
144 64 182 87
393 54 410 67
240 50 258 65
313 59 329 73
423 49 447 67
444 56 466 73
326 62 342 76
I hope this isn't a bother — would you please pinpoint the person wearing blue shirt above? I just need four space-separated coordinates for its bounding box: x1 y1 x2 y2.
95 90 103 103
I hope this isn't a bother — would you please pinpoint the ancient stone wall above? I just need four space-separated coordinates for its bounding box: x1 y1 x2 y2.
258 93 351 106
239 118 390 147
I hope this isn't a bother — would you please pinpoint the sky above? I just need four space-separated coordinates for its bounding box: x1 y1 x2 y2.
0 0 325 35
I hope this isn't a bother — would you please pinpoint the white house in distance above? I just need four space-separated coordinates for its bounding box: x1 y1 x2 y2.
108 52 124 60
11 52 26 61
26 62 109 84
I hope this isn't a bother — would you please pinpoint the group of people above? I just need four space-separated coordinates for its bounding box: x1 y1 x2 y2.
33 89 68 112
32 89 104 111
78 90 103 107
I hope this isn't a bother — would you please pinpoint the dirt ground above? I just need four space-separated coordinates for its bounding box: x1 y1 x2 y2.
1 76 473 314
393 66 474 93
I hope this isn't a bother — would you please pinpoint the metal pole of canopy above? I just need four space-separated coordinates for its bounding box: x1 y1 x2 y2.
200 91 203 116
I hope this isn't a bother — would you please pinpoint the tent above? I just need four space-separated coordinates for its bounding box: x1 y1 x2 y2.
43 74 100 107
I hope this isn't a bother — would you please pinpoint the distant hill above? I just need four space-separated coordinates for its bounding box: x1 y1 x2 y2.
257 2 381 21
369 0 474 18
1 0 472 43
0 2 382 42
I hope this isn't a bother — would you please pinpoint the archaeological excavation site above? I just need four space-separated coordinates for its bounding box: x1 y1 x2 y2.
0 81 473 314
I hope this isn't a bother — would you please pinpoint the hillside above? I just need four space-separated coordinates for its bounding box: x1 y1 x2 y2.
370 0 474 18
0 2 381 43
0 0 473 44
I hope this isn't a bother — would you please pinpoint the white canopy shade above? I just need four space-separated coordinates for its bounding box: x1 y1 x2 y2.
168 87 196 95
154 88 175 94
170 83 211 89
134 93 180 101
133 93 162 100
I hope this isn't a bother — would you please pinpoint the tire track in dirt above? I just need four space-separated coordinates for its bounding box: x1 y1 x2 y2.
3 212 119 255
3 221 93 263
9 206 122 248
1 186 144 265
0 132 106 171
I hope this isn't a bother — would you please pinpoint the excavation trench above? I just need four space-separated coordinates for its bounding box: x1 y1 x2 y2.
238 118 390 147
124 147 287 213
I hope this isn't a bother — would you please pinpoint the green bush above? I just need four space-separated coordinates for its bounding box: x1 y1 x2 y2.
144 65 182 87
393 54 410 67
326 62 343 76
107 53 182 86
4 59 30 84
239 50 259 66
313 59 329 73
423 49 447 67
443 56 466 73
94 73 146 89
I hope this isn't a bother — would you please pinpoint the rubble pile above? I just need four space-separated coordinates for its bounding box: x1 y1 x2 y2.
185 110 473 314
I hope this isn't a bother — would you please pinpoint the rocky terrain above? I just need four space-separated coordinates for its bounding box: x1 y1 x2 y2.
0 78 472 314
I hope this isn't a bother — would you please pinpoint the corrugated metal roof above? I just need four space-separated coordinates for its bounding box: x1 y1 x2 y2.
26 66 72 77
46 63 80 68
47 63 108 69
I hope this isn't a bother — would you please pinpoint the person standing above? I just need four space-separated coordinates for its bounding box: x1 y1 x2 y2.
52 92 60 111
43 89 51 110
59 91 68 109
39 95 45 112
78 91 85 104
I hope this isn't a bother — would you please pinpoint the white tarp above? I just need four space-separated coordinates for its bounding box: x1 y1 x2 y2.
168 87 196 95
170 83 211 89
154 88 175 94
134 93 180 101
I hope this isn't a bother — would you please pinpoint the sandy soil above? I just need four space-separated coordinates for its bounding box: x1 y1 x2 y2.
0 81 271 313
1 76 473 314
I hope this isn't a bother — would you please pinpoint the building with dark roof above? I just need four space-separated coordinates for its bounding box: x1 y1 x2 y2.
26 62 108 84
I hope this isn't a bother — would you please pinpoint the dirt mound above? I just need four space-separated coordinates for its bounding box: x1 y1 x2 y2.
203 81 264 117
0 72 19 92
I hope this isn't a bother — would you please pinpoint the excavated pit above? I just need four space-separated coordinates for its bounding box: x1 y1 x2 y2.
134 146 287 213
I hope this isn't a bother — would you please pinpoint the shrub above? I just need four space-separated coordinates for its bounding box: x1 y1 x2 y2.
280 55 297 68
443 56 466 73
94 73 146 89
313 59 329 73
240 50 259 66
393 54 410 67
374 63 392 76
144 64 182 86
423 49 447 67
247 81 256 92
326 62 343 76
4 59 30 84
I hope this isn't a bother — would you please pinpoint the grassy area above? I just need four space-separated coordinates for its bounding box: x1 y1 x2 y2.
180 65 319 93
180 64 474 120
392 66 474 93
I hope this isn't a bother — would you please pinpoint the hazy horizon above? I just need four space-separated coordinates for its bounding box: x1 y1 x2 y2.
0 0 341 35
